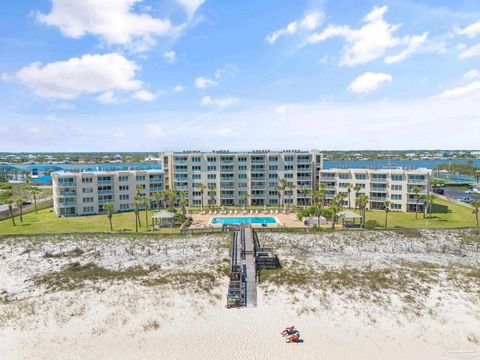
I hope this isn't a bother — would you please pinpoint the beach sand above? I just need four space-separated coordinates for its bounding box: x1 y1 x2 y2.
1 230 480 359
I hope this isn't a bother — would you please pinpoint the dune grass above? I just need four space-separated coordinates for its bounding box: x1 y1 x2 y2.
0 208 181 235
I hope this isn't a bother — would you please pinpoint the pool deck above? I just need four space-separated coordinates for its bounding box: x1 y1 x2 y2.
189 211 306 229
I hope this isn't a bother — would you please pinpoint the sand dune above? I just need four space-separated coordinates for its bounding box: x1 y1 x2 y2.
1 230 479 359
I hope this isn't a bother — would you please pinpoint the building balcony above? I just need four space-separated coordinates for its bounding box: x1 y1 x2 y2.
370 196 387 202
98 180 114 185
59 191 76 196
370 187 388 192
98 190 114 195
370 179 388 183
407 179 427 184
98 199 114 204
57 182 76 187
59 201 76 207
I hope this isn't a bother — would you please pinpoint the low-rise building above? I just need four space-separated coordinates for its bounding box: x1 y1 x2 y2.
319 168 431 212
52 169 164 216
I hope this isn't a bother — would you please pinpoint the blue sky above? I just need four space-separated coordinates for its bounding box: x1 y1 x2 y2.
1 0 480 152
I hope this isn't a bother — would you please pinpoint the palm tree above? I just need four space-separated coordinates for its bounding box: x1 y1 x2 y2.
425 194 436 219
346 184 353 209
179 191 188 216
208 186 216 209
274 185 282 207
330 195 342 230
471 200 480 227
163 189 177 211
31 189 40 214
198 183 207 210
152 191 162 210
278 178 288 209
298 187 309 209
142 196 150 228
353 184 361 209
286 182 295 209
16 198 24 223
412 186 421 219
383 200 391 228
104 203 114 231
357 194 369 227
240 192 249 210
131 199 141 232
133 195 143 227
8 201 15 226
313 182 326 206
336 192 347 210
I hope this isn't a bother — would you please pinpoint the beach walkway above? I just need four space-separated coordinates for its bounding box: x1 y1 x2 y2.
227 225 258 308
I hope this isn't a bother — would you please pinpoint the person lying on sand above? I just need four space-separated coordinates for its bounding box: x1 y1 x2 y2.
285 330 300 343
281 326 295 337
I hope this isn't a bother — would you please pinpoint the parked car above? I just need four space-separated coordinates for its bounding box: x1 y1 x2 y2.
432 187 444 195
456 197 472 203
21 200 32 205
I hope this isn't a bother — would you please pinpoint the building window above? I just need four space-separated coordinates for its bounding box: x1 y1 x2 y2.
81 177 93 183
192 174 201 180
269 156 278 162
238 174 247 179
136 175 146 181
119 175 129 182
192 166 201 171
284 173 293 179
207 157 217 162
83 197 94 203
207 165 216 171
238 165 247 171
269 173 278 179
119 185 129 191
391 203 402 210
207 174 216 179
120 204 129 210
82 188 93 193
192 157 201 162
355 174 367 180
391 175 403 181
83 206 94 213
391 184 402 191
238 157 248 162
269 165 278 171
391 194 402 200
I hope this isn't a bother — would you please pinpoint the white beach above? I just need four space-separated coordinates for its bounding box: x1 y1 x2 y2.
1 230 480 359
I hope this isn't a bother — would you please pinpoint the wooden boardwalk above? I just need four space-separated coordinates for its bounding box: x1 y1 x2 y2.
226 225 258 308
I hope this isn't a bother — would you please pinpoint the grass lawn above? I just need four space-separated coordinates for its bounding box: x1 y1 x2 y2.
0 208 181 235
360 197 477 229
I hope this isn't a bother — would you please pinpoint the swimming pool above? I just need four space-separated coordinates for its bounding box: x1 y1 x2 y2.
209 216 279 225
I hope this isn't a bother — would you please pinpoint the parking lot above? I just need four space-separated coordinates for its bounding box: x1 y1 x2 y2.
443 186 480 203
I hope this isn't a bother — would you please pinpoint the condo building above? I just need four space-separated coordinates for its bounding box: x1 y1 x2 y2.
52 169 164 216
318 168 431 212
159 150 323 207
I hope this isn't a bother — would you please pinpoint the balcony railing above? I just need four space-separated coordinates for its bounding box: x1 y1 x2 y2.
98 199 114 204
407 179 427 184
58 182 76 187
59 201 76 207
98 180 114 185
370 196 387 201
370 178 388 183
59 191 76 196
98 190 114 195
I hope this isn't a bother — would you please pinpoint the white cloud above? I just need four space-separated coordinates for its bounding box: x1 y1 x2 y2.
17 53 142 99
176 0 204 18
1 73 10 81
201 96 239 107
437 80 480 100
173 85 185 92
459 42 480 59
131 90 156 101
385 32 428 64
266 11 323 43
194 76 218 89
463 70 480 81
145 123 165 139
348 72 392 94
36 0 178 52
52 102 76 110
455 21 480 38
163 50 176 64
275 105 290 114
214 64 238 78
308 6 427 66
97 91 119 104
